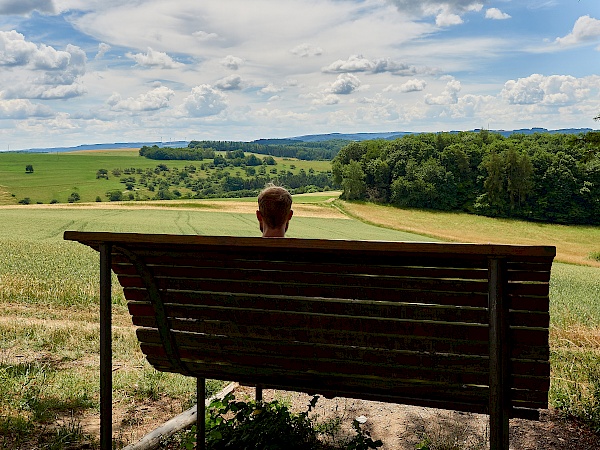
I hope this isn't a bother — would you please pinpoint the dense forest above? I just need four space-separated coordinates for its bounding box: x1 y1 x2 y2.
140 139 349 161
332 130 600 225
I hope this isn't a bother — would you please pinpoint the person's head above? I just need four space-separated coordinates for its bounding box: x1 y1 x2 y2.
256 184 293 237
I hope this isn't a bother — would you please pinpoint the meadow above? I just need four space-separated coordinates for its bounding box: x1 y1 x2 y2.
0 149 333 204
1 149 599 448
1 199 599 448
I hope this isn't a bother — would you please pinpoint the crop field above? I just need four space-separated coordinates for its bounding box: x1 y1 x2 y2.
1 193 599 447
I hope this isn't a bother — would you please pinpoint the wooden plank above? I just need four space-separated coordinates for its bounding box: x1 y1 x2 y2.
136 329 550 383
112 254 492 279
126 293 489 324
142 352 548 409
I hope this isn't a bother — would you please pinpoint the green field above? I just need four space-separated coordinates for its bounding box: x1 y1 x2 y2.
1 154 600 447
0 149 333 204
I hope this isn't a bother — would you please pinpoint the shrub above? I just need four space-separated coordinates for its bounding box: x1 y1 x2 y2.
18 198 31 205
171 394 383 450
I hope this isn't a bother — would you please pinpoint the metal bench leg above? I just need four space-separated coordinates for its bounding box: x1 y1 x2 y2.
256 384 263 402
198 377 205 450
100 244 112 450
489 258 509 450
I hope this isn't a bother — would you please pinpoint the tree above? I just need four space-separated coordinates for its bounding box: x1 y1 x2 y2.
68 192 81 203
106 190 124 201
96 169 109 179
25 165 34 173
341 160 366 200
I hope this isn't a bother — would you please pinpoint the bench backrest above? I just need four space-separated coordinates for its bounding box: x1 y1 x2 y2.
65 232 555 420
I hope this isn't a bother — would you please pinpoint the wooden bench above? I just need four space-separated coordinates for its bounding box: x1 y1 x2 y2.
64 231 556 450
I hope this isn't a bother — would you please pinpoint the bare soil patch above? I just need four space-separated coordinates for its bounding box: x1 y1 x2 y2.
225 386 600 450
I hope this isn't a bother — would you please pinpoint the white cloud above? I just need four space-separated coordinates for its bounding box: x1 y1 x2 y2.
215 75 243 91
555 15 600 47
107 86 174 112
312 94 340 106
425 79 461 105
436 12 463 27
330 73 361 95
0 0 55 15
192 30 219 40
322 54 430 76
485 8 511 20
179 84 227 117
221 55 244 70
290 43 323 57
2 83 86 100
501 74 595 106
0 99 54 119
385 79 427 93
125 47 184 69
95 42 110 59
388 0 484 27
0 30 73 69
260 83 283 95
0 32 86 100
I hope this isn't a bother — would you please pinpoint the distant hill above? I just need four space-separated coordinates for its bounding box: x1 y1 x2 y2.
8 128 596 153
17 141 189 153
288 128 595 142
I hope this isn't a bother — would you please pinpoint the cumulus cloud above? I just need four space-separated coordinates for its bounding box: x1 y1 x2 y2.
555 15 600 47
107 86 174 112
388 0 484 26
501 74 594 106
180 84 227 117
2 83 86 100
0 32 86 99
260 83 283 95
0 0 55 15
221 55 244 70
95 43 111 59
0 99 54 119
192 30 219 40
0 30 72 69
215 75 243 91
290 43 323 57
485 8 511 20
126 47 184 69
312 94 340 106
425 79 461 105
330 73 361 95
322 54 431 76
385 79 427 93
436 11 463 27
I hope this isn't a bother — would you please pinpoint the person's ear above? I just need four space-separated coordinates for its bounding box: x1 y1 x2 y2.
288 210 293 221
256 210 264 232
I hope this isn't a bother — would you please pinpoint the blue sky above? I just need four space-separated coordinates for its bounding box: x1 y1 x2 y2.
0 0 599 150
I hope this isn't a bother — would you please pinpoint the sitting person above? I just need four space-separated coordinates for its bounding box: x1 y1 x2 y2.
256 184 293 237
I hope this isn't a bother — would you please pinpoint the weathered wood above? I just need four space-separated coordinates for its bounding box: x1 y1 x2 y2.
63 231 555 449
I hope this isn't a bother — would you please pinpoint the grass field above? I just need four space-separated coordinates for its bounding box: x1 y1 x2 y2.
0 149 333 204
1 189 600 446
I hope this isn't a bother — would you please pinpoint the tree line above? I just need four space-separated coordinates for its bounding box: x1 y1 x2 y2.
187 139 348 160
332 130 600 225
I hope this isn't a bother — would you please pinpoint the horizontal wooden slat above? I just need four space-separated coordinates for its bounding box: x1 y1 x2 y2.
136 329 549 386
130 313 549 361
142 351 549 410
